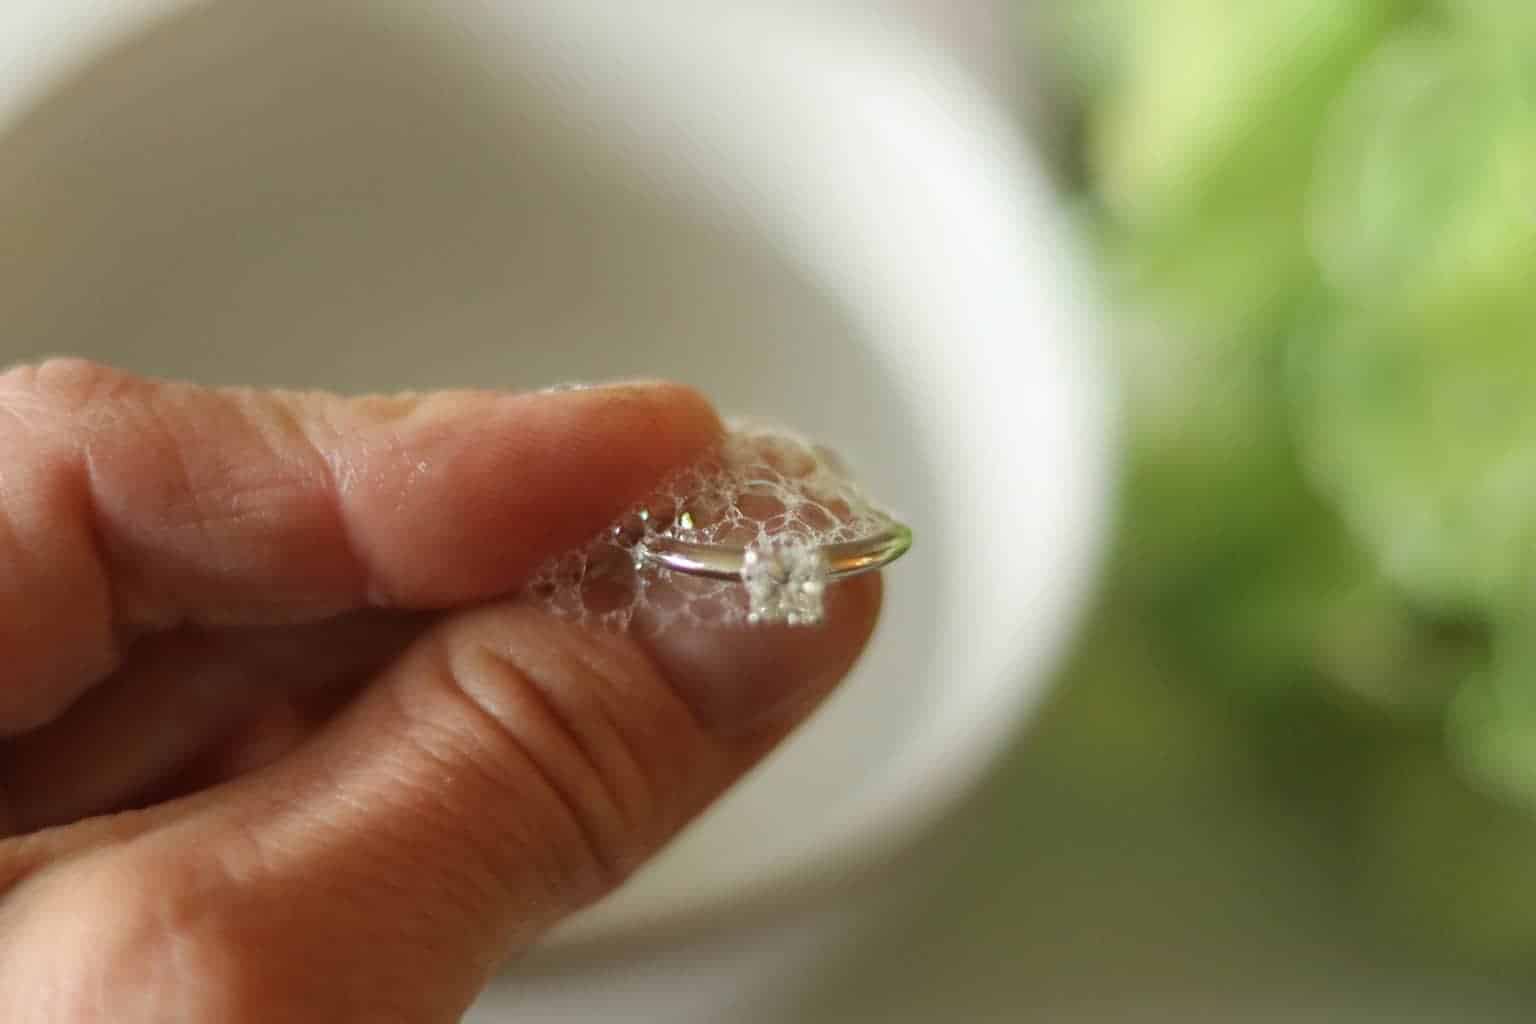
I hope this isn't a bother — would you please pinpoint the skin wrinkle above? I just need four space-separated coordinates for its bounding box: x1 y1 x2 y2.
0 458 33 643
530 636 662 847
431 633 625 902
389 732 587 950
0 422 117 731
371 659 568 905
545 625 713 845
155 391 350 620
341 722 524 950
184 749 491 980
54 368 437 636
0 385 55 434
203 393 335 534
77 446 134 661
471 633 645 876
78 377 225 634
255 390 379 610
143 387 372 620
42 358 136 406
300 391 444 609
335 453 407 607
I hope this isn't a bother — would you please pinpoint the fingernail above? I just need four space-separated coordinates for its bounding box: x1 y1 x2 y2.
633 574 882 739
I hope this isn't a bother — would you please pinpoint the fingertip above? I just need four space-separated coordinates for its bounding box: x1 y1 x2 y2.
635 571 884 742
335 380 724 607
122 568 885 985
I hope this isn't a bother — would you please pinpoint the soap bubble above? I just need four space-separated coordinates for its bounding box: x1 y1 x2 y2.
523 419 901 629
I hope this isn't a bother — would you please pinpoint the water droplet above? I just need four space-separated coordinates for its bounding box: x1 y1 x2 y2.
612 509 649 547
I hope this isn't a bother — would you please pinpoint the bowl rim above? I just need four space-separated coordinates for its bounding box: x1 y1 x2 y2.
0 0 1114 955
429 2 1115 952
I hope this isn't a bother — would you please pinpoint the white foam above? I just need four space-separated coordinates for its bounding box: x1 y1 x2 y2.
523 419 900 628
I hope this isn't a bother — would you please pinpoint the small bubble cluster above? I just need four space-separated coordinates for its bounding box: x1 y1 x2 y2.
522 419 898 629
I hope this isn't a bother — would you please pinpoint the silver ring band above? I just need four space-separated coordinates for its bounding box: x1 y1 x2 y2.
638 523 913 581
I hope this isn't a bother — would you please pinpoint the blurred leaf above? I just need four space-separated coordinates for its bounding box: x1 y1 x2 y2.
1042 0 1536 964
1446 600 1536 809
1438 0 1536 38
1042 0 1136 102
1092 0 1400 231
1291 301 1536 612
1450 673 1536 813
1363 743 1536 960
1309 26 1536 316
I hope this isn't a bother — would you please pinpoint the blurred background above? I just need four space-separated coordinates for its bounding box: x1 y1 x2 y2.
7 1 1536 1019
794 1 1536 1019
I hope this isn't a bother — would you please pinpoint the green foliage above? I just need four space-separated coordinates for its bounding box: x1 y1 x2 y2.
1047 0 1536 959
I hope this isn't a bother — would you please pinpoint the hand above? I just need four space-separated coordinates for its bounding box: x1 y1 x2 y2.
0 360 880 1022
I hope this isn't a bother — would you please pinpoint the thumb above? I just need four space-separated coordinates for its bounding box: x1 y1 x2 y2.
111 573 881 1019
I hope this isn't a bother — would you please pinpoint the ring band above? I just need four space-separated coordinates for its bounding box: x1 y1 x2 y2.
639 524 913 582
637 522 911 626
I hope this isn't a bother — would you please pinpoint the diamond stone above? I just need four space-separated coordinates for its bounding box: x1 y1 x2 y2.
742 540 830 626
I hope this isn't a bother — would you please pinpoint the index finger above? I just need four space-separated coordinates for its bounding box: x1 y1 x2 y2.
0 359 720 733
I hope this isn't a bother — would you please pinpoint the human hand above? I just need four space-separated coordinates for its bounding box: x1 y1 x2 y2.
0 360 880 1022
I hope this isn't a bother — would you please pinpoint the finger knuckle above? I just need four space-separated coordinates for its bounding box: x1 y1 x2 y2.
0 357 134 412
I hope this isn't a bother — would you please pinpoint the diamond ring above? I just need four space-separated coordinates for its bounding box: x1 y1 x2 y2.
525 420 911 630
638 524 912 626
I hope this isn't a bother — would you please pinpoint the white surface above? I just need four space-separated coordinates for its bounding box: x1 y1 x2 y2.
0 0 1108 1015
412 0 1110 946
0 0 190 128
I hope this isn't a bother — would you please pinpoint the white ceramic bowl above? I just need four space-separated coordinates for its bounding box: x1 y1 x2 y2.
0 0 1109 1013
